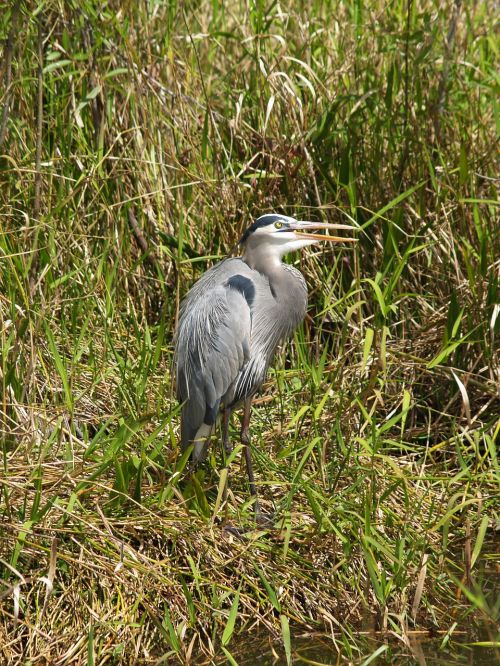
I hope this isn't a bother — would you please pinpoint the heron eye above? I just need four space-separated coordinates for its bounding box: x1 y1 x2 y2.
274 221 283 229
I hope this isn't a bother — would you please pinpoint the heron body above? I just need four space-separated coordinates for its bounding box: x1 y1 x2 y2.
176 255 307 458
174 213 356 511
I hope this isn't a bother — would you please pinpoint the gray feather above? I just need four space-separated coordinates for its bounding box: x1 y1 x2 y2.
174 257 308 458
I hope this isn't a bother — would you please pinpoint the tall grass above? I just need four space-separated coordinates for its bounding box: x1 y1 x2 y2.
1 0 498 663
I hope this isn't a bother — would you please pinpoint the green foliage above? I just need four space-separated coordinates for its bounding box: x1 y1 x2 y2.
0 0 498 664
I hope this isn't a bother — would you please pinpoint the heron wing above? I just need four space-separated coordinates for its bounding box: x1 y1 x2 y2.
175 266 254 449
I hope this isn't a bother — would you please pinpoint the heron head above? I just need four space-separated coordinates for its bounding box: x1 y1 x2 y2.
239 213 357 257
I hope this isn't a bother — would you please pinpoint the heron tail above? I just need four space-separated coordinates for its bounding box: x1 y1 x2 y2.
181 417 212 462
180 396 220 463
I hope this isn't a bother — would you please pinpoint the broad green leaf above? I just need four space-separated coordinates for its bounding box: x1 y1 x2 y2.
222 583 241 646
471 515 490 568
280 614 292 666
254 565 281 612
361 327 374 372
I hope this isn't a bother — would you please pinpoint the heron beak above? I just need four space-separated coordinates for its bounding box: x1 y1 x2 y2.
288 220 358 243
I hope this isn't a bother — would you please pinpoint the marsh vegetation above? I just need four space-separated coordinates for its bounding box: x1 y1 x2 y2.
0 0 498 663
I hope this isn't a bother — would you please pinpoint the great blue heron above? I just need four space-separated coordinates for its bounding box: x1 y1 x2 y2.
174 213 356 516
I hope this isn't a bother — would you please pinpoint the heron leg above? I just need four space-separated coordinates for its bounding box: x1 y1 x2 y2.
240 398 261 515
222 407 232 457
221 407 232 508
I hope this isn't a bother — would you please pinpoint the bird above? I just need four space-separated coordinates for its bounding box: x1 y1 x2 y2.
174 213 356 516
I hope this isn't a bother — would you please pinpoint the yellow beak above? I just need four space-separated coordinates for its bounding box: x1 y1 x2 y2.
289 221 358 243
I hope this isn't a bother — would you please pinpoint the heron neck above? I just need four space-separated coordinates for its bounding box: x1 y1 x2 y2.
242 245 282 276
242 249 306 313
